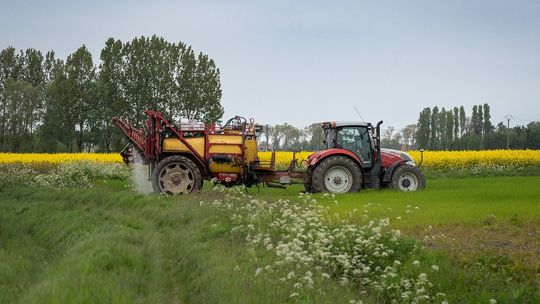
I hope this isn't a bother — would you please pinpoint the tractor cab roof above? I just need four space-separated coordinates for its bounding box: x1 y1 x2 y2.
321 121 371 129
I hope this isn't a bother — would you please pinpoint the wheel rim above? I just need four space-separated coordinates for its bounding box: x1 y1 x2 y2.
324 166 353 193
398 172 419 191
158 162 195 195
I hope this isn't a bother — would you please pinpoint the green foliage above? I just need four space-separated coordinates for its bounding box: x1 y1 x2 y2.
414 103 538 150
2 79 44 151
416 107 431 149
0 36 224 153
0 161 130 188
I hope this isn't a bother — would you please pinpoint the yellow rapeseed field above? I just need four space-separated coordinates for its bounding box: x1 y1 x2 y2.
0 153 122 164
257 151 314 167
1 150 540 170
407 150 540 170
260 150 540 170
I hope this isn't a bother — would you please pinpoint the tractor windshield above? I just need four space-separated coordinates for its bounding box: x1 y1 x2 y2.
335 127 373 167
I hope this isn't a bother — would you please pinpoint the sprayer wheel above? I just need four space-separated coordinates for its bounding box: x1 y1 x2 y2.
152 156 202 195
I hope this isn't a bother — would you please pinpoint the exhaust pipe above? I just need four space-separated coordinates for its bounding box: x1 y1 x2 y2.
372 121 383 189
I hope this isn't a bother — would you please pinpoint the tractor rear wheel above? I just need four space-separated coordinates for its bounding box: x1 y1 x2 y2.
390 164 425 192
310 156 362 194
152 155 202 195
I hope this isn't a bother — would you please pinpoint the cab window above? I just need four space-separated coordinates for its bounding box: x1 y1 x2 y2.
336 127 372 167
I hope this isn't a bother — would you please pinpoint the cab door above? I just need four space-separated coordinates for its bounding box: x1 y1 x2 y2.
336 127 373 168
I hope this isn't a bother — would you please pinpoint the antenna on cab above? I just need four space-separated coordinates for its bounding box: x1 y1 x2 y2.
353 105 365 122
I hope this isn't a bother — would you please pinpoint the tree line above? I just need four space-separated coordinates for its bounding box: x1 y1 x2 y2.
257 123 326 152
411 104 540 150
1 37 538 153
258 103 540 152
0 35 223 153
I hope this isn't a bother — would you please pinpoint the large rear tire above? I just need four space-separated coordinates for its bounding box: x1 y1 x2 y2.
390 164 425 192
310 156 362 194
152 156 202 195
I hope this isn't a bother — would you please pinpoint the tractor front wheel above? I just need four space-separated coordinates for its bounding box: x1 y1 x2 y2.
152 156 202 195
390 164 425 192
310 156 362 194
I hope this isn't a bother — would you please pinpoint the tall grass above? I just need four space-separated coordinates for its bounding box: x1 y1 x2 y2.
1 178 539 303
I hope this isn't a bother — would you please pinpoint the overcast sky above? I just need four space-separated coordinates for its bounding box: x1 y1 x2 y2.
1 0 539 129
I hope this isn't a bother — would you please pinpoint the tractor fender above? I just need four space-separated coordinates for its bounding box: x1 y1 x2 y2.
308 149 365 187
308 148 363 167
382 160 406 183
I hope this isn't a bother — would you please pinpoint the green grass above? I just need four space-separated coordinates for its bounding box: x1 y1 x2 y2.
251 176 540 227
328 176 540 227
1 175 539 303
0 183 360 303
258 176 540 278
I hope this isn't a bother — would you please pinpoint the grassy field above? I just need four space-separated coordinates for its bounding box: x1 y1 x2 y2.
257 176 540 227
1 173 539 303
258 177 540 279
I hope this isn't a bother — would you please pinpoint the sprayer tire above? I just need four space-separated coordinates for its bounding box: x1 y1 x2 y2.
310 156 362 194
152 155 202 195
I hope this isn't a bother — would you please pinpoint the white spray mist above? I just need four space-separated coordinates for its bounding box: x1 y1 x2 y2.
132 150 154 194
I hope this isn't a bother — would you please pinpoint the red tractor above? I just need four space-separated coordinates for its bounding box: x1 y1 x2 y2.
305 121 425 193
113 111 425 194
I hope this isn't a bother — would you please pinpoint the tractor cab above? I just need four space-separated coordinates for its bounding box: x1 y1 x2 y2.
322 121 377 169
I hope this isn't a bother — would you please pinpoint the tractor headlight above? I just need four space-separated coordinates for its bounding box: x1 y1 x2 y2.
400 152 416 166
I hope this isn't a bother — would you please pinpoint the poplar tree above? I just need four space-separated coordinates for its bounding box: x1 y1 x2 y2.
444 111 453 149
66 45 95 151
416 107 431 149
430 106 439 150
471 105 478 135
98 38 126 151
477 105 483 135
0 47 19 150
459 106 466 136
453 106 459 141
483 103 492 134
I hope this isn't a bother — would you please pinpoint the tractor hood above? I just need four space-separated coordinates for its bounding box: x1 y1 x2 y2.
380 148 415 167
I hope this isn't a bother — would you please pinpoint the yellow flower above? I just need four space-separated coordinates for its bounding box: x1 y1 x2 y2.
2 149 539 171
408 150 540 170
0 153 122 164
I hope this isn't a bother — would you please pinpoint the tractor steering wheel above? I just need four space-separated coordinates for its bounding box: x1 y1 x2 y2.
342 140 356 150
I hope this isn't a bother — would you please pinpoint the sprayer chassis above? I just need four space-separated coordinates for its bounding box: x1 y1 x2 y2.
113 111 308 194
